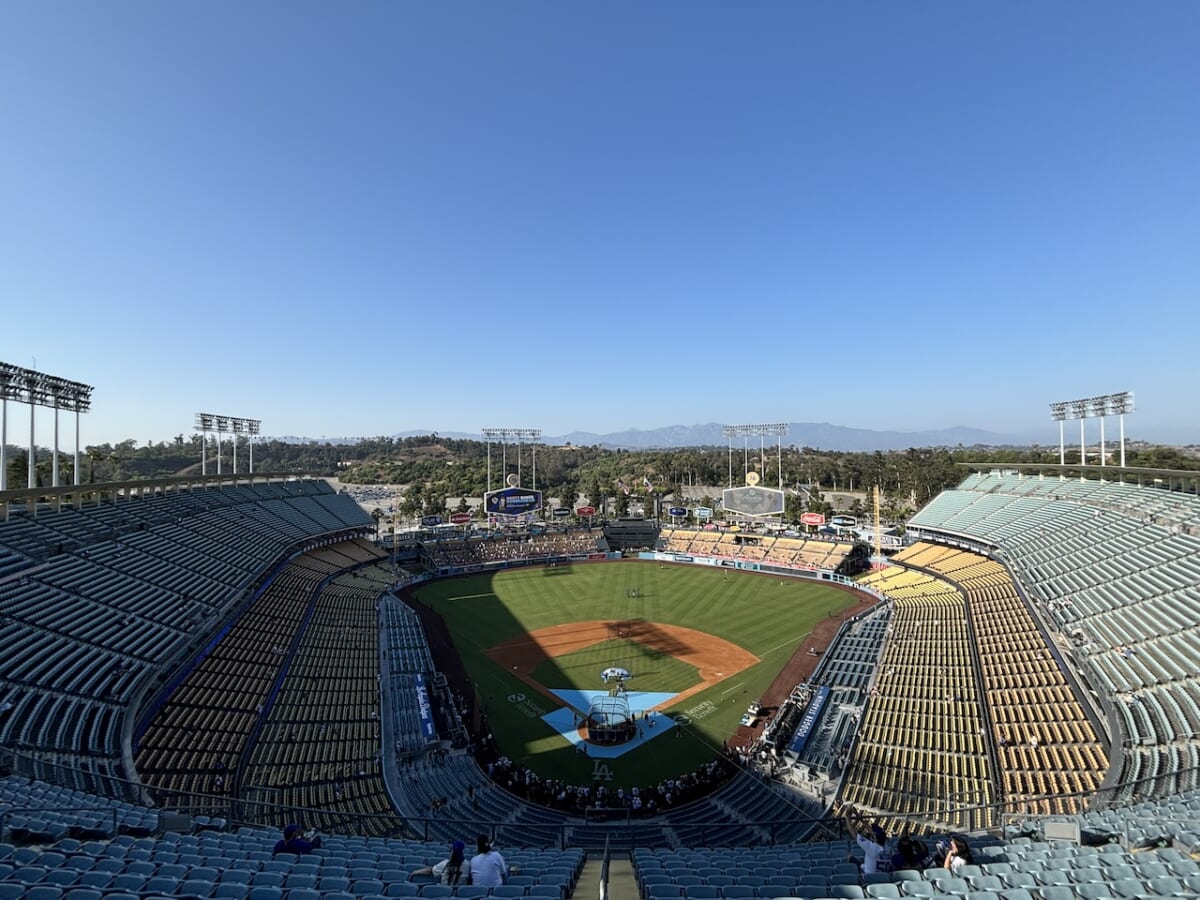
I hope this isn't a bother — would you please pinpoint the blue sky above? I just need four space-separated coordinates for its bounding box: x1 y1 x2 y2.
2 1 1198 447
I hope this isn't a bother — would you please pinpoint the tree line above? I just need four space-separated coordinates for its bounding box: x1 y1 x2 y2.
6 434 1194 524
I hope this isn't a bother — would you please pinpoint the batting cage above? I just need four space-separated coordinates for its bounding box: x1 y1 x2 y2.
585 693 636 745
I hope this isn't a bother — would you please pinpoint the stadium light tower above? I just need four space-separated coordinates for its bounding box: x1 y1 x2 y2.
1107 392 1134 468
721 425 738 487
245 418 262 474
1049 401 1070 469
196 413 261 476
722 423 789 489
231 418 244 475
0 364 12 491
0 362 93 491
195 413 215 476
1049 391 1134 477
481 428 542 493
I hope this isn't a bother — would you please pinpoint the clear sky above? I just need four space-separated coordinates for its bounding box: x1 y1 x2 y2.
2 1 1198 447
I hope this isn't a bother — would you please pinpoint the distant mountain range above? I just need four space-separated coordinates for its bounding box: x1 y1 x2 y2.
277 421 1050 452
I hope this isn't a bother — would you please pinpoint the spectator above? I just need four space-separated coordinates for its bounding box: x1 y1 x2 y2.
468 834 508 887
273 823 322 856
941 836 972 873
410 840 466 884
845 809 888 874
892 831 928 871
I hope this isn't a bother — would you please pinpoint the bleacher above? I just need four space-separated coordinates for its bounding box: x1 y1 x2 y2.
134 552 356 804
0 773 588 899
423 531 606 570
630 825 1200 900
907 470 1200 803
0 479 372 797
241 559 405 837
911 547 1108 816
841 565 994 833
657 528 852 572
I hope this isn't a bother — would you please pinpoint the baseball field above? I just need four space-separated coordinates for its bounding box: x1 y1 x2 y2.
413 560 859 788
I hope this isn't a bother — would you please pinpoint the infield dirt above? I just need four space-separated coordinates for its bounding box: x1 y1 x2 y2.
485 619 759 712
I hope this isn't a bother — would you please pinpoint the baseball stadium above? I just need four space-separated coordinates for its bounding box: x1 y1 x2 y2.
1 377 1199 900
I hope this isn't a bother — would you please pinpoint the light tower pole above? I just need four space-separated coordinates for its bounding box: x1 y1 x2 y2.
0 363 92 492
1049 391 1134 476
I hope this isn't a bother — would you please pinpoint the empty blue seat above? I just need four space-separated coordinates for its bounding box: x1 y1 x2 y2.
867 886 901 900
721 886 757 899
491 887 527 899
178 879 216 898
1145 877 1186 896
1107 880 1147 899
111 873 149 893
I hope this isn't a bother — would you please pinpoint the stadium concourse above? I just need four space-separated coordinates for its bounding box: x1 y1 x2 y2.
1 466 1200 900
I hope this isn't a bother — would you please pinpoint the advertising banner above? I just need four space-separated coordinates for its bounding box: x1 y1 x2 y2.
667 506 687 517
576 505 597 517
800 512 826 526
552 507 572 518
420 515 443 527
414 673 437 742
786 686 830 757
484 487 543 516
693 507 713 519
449 513 472 524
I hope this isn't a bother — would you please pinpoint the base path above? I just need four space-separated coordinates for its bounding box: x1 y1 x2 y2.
485 620 759 712
730 584 880 750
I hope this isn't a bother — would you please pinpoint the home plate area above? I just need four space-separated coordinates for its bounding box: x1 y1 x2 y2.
542 689 679 758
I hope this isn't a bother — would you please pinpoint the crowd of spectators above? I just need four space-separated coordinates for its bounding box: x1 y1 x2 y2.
481 752 737 815
424 529 603 569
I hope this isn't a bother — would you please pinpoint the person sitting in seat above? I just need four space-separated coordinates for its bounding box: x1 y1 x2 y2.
410 840 466 885
941 836 972 873
468 834 508 887
273 823 322 855
892 830 928 871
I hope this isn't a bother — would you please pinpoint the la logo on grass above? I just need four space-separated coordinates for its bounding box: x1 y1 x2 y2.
591 761 614 782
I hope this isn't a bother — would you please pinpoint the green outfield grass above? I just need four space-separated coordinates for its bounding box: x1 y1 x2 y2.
528 638 701 695
413 560 858 788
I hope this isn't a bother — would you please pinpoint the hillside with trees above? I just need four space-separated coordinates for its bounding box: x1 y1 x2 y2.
9 434 1194 525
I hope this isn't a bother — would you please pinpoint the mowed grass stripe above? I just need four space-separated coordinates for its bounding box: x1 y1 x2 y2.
414 561 857 787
